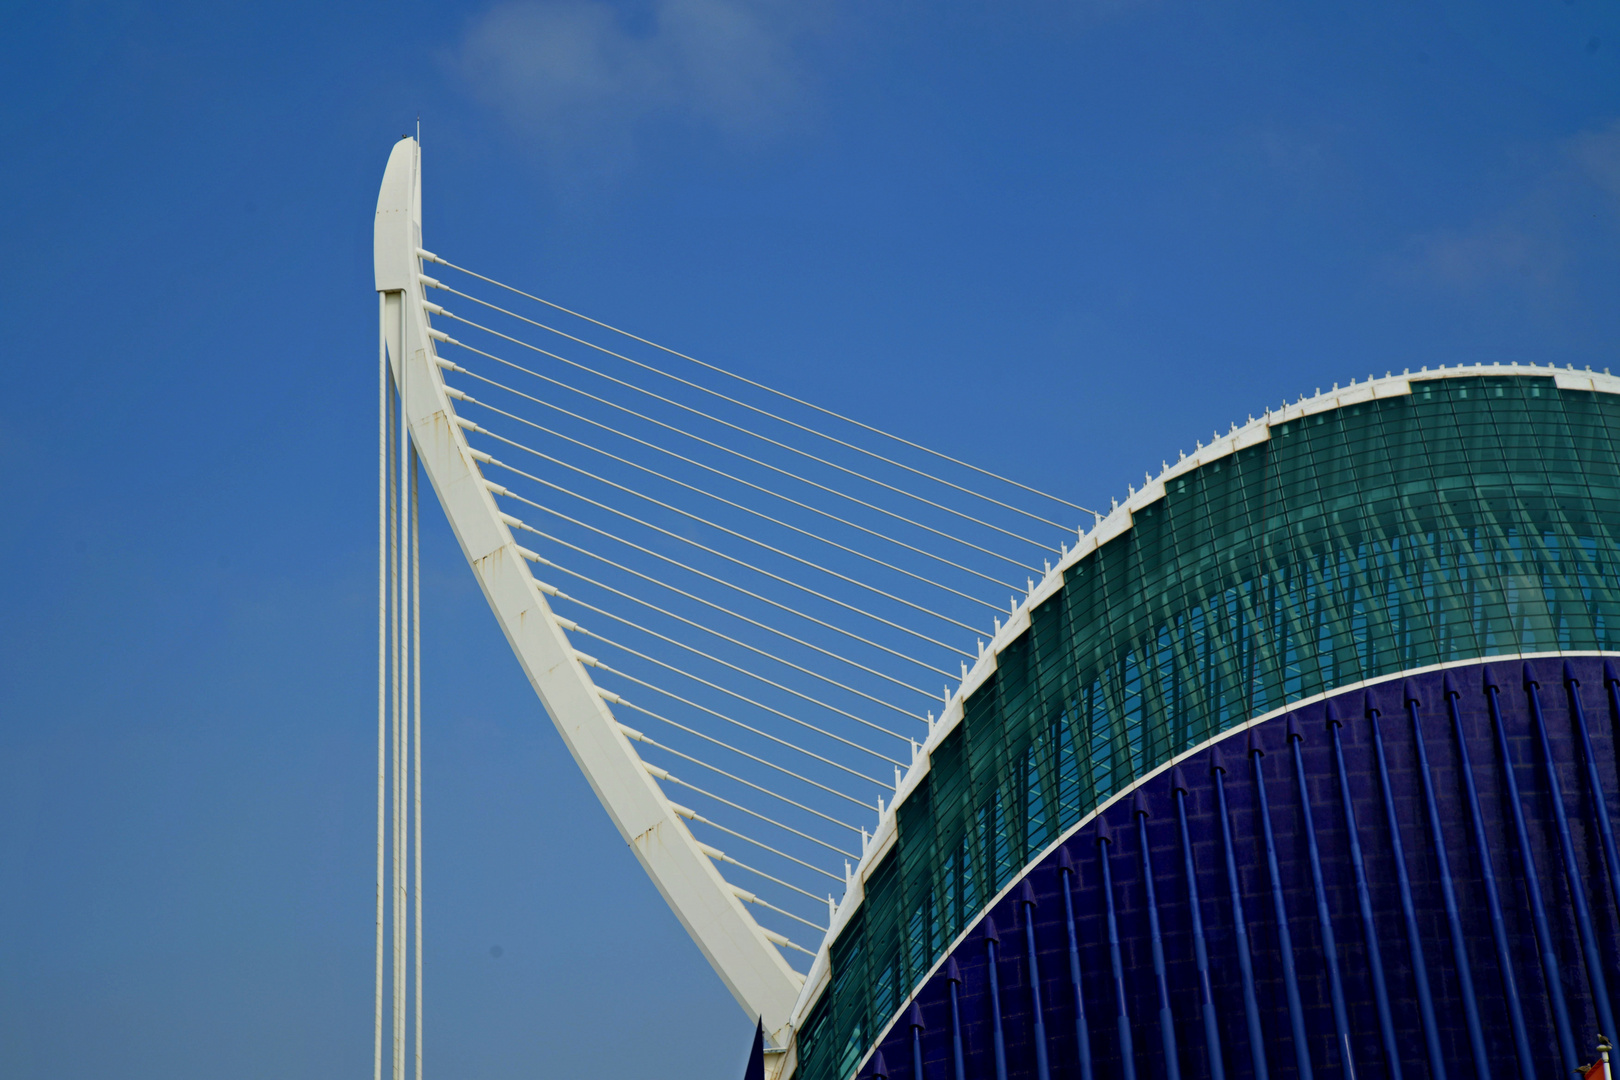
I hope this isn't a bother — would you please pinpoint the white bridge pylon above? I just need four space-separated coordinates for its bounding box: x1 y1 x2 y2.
371 135 1091 1055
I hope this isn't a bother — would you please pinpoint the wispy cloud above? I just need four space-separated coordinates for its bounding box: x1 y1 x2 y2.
1571 118 1620 204
452 0 833 171
1395 118 1620 294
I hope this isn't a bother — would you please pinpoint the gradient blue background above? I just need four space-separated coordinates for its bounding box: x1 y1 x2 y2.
2 2 1617 1077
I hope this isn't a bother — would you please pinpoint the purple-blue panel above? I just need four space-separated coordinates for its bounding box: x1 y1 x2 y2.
854 656 1620 1080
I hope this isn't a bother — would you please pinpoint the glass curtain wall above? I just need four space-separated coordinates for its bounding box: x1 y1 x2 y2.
795 374 1620 1080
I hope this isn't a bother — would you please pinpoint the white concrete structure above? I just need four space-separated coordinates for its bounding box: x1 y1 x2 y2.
374 138 804 1045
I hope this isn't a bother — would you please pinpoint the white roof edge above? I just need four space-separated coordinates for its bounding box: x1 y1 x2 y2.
785 359 1618 1032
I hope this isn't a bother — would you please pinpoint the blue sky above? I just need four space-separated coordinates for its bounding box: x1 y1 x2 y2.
3 2 1618 1078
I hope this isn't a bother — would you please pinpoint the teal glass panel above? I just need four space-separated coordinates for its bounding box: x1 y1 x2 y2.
794 376 1620 1079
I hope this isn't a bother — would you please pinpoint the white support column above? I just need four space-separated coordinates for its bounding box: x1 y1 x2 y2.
374 299 387 1080
411 448 423 1080
391 365 406 1080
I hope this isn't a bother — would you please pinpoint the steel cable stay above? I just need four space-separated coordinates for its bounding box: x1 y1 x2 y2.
524 553 933 722
437 307 1061 550
448 359 1022 590
424 256 1099 520
496 483 970 664
521 540 939 751
625 722 868 841
484 478 961 681
436 283 1082 534
561 598 910 771
535 566 927 725
605 682 889 801
731 890 827 937
435 337 1046 572
459 397 988 636
594 647 907 776
519 539 937 703
589 653 892 800
454 387 1008 610
684 810 844 885
706 848 832 906
654 769 860 861
625 725 868 835
491 472 974 656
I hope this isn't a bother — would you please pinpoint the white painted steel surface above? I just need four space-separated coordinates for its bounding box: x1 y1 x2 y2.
373 138 802 1042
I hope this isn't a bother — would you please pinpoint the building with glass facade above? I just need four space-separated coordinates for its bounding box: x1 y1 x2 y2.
780 365 1620 1080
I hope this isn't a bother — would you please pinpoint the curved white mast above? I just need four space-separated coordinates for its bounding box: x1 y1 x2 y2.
373 137 803 1044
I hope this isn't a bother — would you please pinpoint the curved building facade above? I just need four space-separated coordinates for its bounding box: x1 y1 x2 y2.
782 366 1620 1080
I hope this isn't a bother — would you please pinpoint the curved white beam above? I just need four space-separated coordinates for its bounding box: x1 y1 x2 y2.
373 137 802 1041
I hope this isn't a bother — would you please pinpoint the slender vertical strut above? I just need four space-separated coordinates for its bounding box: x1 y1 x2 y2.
1571 666 1620 987
1058 852 1095 1080
1133 800 1180 1080
1484 669 1577 1074
410 450 423 1080
1367 697 1444 1080
1600 664 1620 909
1097 823 1137 1080
1327 705 1401 1080
1250 741 1312 1080
374 294 387 1080
1019 883 1052 1080
947 959 967 1080
1442 676 1533 1080
1286 720 1352 1080
1211 751 1267 1080
1524 667 1617 1039
1170 770 1224 1080
1403 686 1488 1080
985 919 1009 1080
389 371 404 1080
908 1005 925 1080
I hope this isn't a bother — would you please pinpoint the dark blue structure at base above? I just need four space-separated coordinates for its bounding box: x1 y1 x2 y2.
857 656 1620 1080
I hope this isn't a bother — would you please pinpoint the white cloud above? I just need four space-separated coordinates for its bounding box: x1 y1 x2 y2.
1405 219 1566 291
1396 117 1620 294
1570 118 1620 205
453 0 830 169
